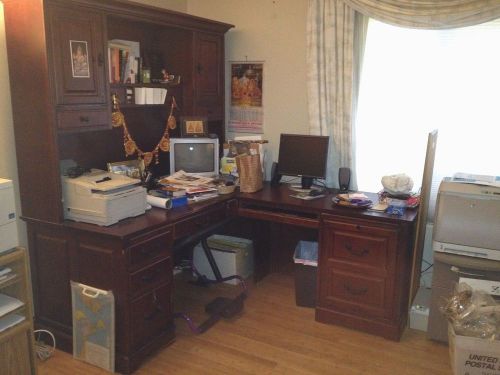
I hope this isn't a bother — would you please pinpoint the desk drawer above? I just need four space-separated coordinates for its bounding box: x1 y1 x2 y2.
130 283 172 351
326 269 392 319
129 257 173 297
57 107 110 131
126 229 173 269
174 206 226 239
322 216 397 275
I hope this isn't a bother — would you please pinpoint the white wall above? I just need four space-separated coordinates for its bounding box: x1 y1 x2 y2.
187 0 309 179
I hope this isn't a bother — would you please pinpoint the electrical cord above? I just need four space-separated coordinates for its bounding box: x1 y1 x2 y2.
34 329 56 361
421 263 433 274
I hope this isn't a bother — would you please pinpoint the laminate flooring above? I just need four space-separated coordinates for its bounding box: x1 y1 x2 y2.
38 270 451 374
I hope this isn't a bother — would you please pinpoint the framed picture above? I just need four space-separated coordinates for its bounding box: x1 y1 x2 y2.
107 159 145 180
180 116 208 137
70 40 90 78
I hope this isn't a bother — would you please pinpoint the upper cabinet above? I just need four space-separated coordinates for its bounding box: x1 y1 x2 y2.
193 32 224 121
46 3 110 132
46 5 107 107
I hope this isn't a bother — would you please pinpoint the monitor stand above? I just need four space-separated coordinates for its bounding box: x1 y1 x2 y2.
301 177 314 190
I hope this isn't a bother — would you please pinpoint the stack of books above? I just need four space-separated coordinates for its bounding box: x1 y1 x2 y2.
108 39 140 84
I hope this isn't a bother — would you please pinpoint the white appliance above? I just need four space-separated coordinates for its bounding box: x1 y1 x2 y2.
62 169 147 226
433 178 500 261
193 235 254 285
0 178 19 253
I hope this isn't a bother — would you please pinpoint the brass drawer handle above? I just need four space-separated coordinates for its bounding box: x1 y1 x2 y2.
141 270 158 283
144 292 164 321
343 283 368 295
344 243 369 257
144 305 163 321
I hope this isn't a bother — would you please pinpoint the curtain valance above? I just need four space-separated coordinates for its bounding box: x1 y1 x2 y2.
343 0 500 29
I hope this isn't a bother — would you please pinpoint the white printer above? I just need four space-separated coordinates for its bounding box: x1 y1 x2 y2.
62 169 147 226
0 178 19 253
433 177 500 261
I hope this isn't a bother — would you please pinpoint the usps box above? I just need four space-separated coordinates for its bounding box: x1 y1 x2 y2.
448 324 500 375
193 235 253 285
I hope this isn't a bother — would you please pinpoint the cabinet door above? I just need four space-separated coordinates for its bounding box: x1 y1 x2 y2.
193 32 223 120
46 5 107 106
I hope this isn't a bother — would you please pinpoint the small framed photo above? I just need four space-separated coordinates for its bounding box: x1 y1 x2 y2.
180 116 208 138
70 40 90 78
107 159 144 180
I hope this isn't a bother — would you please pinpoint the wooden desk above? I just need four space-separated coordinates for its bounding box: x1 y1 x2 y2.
26 195 237 374
238 184 418 341
26 185 417 373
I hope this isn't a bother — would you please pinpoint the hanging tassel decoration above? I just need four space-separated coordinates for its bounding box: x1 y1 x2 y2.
110 93 178 167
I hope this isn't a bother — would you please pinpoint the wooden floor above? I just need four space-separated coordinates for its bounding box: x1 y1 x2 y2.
38 271 452 374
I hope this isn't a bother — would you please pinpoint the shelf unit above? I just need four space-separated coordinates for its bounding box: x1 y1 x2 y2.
0 247 36 375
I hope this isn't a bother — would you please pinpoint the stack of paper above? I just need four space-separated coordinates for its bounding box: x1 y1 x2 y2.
0 293 24 317
0 313 25 333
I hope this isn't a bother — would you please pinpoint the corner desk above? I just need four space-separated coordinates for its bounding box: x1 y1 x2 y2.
26 183 417 373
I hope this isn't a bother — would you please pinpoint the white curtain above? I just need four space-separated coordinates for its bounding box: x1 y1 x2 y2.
306 0 500 189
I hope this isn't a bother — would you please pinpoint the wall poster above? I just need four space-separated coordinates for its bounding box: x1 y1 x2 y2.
229 62 263 133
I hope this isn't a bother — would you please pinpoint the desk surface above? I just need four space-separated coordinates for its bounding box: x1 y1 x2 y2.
60 183 417 238
238 183 418 225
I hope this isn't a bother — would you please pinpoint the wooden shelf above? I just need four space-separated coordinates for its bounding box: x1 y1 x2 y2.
0 248 36 374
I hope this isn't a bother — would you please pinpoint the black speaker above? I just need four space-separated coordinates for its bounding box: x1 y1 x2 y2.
270 162 281 186
338 167 351 192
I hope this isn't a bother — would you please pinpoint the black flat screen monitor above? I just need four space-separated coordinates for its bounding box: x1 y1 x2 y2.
277 133 329 189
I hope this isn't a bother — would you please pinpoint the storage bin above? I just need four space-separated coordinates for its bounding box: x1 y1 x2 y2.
448 324 500 375
293 241 318 307
193 235 253 285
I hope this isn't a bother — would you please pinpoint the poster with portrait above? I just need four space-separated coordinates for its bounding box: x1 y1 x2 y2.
229 62 263 133
70 40 90 78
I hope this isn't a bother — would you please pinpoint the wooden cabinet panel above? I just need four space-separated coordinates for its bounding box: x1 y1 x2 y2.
174 205 227 239
130 283 173 351
193 32 223 120
129 257 173 297
33 232 72 328
46 4 107 106
126 230 173 269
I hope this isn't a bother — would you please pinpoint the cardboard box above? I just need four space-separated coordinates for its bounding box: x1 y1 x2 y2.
448 324 500 375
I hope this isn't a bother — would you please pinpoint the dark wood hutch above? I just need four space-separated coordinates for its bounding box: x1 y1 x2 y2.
3 0 233 372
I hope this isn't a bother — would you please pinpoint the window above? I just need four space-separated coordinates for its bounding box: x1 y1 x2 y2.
355 18 500 211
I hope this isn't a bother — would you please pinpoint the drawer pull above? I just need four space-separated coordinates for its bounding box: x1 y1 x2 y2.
141 271 158 283
79 116 90 122
344 243 369 257
144 305 163 321
144 292 163 321
343 283 368 296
